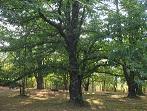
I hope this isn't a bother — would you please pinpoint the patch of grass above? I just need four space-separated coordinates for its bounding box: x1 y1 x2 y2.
0 87 146 111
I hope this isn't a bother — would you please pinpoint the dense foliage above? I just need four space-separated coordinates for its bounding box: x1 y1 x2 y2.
0 0 146 105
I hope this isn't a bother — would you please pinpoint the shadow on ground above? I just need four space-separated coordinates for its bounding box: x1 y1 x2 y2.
0 87 146 111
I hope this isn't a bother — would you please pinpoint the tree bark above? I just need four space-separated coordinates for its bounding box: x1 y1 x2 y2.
65 1 83 104
84 77 90 91
20 78 26 96
39 0 85 105
127 80 137 98
102 80 106 91
91 77 95 92
66 36 83 105
114 76 117 92
69 73 83 104
122 65 137 98
63 73 68 90
35 73 44 89
136 83 144 96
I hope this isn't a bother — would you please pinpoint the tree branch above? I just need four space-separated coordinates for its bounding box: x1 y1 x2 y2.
78 6 86 34
57 0 63 23
38 10 66 38
71 1 80 30
38 10 59 28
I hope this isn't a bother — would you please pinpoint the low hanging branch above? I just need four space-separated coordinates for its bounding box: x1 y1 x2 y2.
11 63 68 83
82 70 124 81
0 39 60 52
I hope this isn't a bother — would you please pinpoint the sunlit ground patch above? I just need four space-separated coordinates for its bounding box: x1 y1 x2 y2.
0 88 147 111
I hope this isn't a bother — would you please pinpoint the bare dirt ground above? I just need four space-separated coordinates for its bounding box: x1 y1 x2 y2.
0 86 147 111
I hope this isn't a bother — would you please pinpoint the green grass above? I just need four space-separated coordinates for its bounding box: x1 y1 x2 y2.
0 87 146 111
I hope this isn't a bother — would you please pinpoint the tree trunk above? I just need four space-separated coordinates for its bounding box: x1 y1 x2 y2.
38 0 84 105
127 81 137 98
63 73 68 90
84 77 90 91
126 76 137 98
20 78 26 96
91 77 95 92
102 80 106 91
136 83 144 96
35 73 44 89
69 73 83 104
66 36 83 105
122 65 137 98
114 76 117 92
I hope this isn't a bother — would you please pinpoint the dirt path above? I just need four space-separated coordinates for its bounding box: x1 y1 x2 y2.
0 86 9 92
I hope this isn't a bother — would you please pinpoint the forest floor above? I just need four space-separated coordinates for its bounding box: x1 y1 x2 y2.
0 87 147 111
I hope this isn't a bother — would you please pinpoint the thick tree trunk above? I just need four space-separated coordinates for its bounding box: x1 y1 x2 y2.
122 65 137 98
127 81 137 98
35 73 44 89
39 0 84 105
66 36 83 105
127 79 137 98
69 73 83 104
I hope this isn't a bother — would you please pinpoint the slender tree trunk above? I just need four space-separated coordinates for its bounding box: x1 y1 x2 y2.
102 80 106 91
84 77 90 91
44 79 47 89
91 77 95 92
63 73 68 90
136 83 144 96
20 78 26 96
114 76 117 92
35 73 44 89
